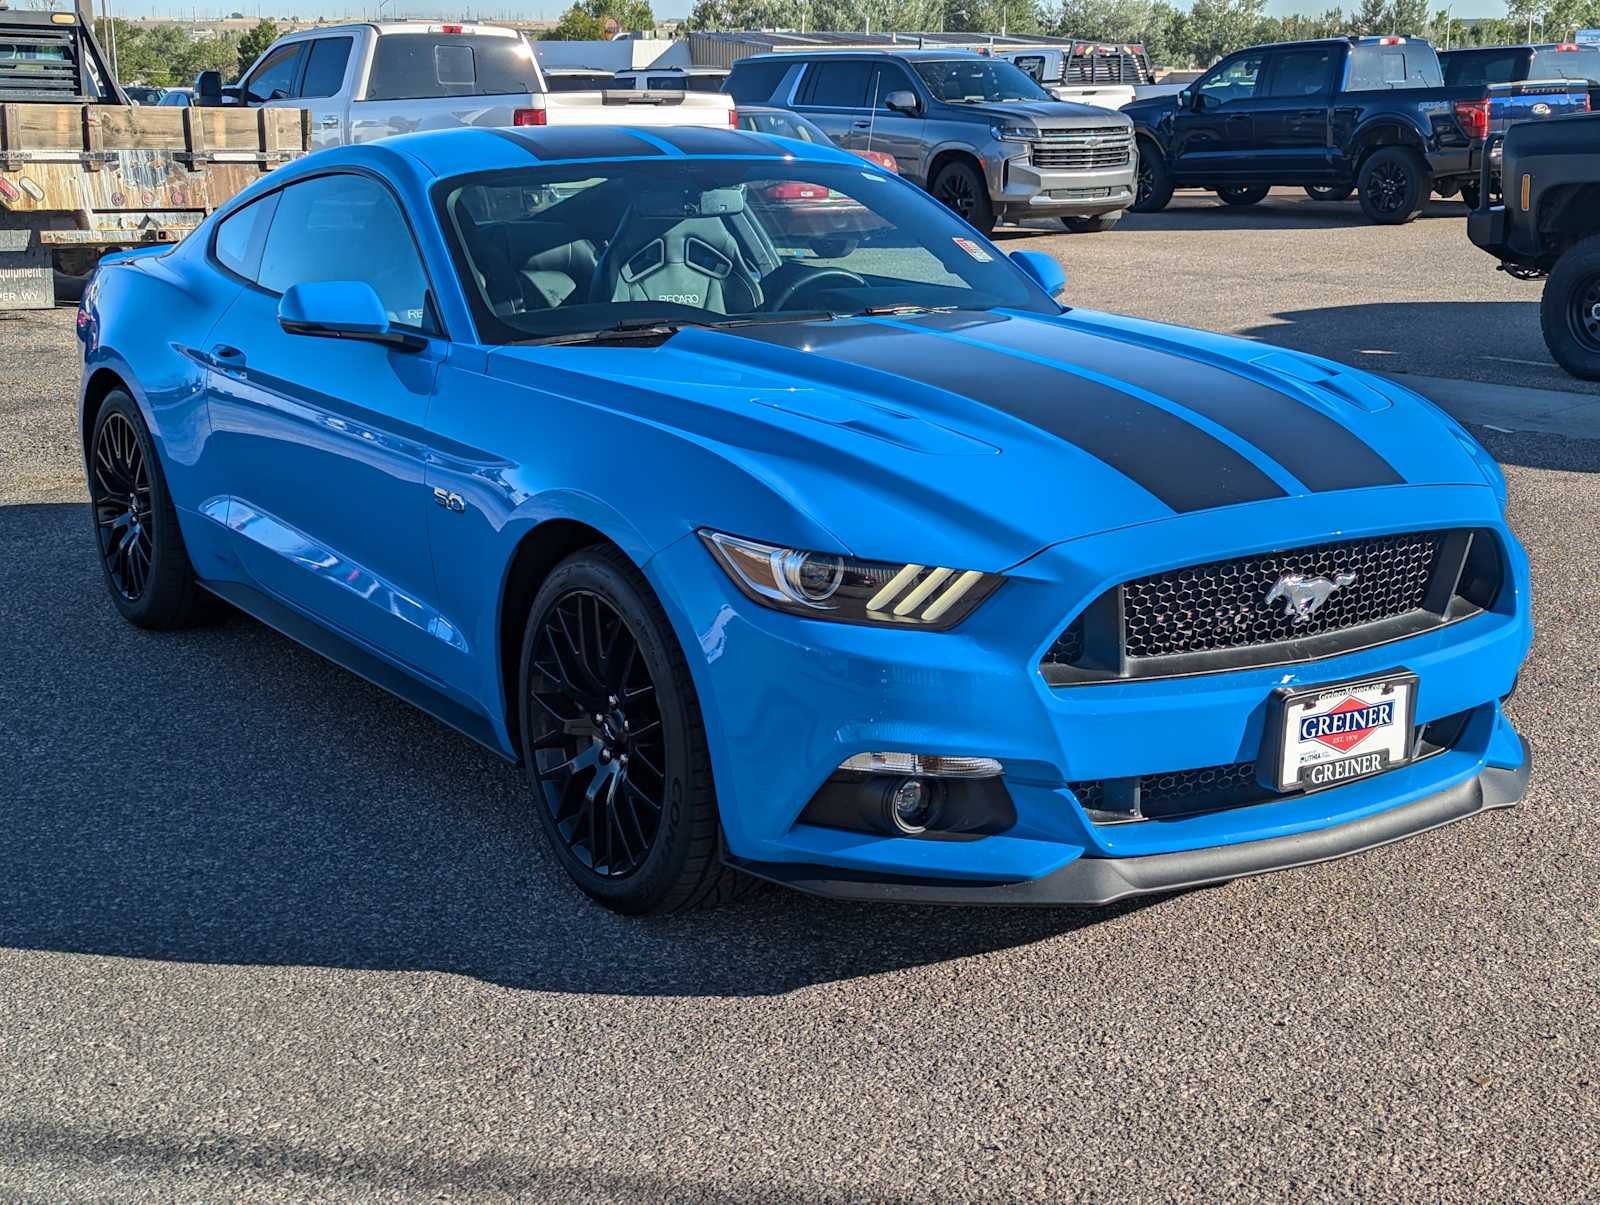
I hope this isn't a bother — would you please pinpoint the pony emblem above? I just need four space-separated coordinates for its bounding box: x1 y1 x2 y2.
1266 571 1358 624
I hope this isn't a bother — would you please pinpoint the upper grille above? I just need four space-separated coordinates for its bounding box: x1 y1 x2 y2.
1122 532 1441 659
1031 130 1132 171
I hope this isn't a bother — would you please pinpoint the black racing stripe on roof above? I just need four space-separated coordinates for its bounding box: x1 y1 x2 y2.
642 126 778 155
732 322 1286 514
485 127 666 160
908 311 1406 492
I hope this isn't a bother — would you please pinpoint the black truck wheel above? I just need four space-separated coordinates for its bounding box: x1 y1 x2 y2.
1358 147 1428 225
1216 184 1269 207
931 160 996 234
1459 182 1482 210
1130 141 1173 213
1541 235 1600 381
1061 211 1122 233
1304 184 1353 202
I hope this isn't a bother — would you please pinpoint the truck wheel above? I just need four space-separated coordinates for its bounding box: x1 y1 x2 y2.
1061 211 1122 233
1460 182 1482 210
1130 141 1173 213
1304 184 1353 202
931 160 995 234
1216 185 1269 206
1540 236 1600 381
1358 147 1428 225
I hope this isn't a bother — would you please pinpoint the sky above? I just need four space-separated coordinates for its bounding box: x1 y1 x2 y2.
94 0 1512 25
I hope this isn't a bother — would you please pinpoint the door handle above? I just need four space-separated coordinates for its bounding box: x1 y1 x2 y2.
319 115 340 128
210 343 246 367
853 120 871 128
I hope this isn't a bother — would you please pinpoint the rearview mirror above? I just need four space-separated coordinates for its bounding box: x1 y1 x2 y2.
884 90 919 115
278 281 424 351
1008 249 1067 300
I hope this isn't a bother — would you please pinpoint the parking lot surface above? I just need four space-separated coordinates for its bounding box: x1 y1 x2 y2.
2 197 1598 1201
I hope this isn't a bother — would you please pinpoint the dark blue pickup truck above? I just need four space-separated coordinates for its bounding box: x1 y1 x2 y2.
1123 35 1588 224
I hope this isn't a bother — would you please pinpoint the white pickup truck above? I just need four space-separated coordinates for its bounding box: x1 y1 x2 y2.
992 44 1154 112
199 21 734 148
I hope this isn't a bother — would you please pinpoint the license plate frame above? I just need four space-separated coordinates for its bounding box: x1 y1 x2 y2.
1259 670 1419 794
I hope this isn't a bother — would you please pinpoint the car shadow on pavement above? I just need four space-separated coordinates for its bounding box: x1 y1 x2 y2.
1 503 1162 998
996 196 1472 240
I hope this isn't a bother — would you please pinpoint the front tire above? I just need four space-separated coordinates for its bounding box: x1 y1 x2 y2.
930 159 995 234
86 390 215 629
518 545 752 914
1216 184 1269 207
1358 147 1428 225
1061 210 1122 233
1540 235 1600 381
1130 140 1173 213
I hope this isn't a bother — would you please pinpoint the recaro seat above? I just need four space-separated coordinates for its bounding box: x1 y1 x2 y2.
592 187 764 314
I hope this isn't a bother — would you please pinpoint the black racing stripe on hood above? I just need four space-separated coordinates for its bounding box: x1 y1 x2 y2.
732 322 1287 514
486 127 666 160
909 312 1405 492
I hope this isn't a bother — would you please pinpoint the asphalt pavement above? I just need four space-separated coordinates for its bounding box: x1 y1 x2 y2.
2 198 1598 1201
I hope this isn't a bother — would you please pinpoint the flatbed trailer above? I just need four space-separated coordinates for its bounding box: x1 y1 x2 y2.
0 8 309 309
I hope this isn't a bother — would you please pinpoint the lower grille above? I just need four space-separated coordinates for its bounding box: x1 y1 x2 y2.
1068 709 1475 825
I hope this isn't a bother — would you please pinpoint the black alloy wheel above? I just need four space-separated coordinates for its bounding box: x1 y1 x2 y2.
1216 184 1269 207
1357 147 1426 225
931 160 995 233
936 168 977 217
1365 161 1408 214
1539 235 1600 380
526 589 666 880
90 410 154 601
1135 154 1156 208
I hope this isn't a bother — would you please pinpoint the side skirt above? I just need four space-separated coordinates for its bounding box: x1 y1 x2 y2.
201 578 517 765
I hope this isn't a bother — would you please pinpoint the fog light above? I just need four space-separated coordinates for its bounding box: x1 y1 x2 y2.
885 777 939 834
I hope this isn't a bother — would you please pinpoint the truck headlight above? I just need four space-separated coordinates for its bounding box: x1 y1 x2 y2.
700 531 1002 629
991 124 1039 142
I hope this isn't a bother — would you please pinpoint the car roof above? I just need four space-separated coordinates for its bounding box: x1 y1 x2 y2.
736 48 983 63
371 124 860 178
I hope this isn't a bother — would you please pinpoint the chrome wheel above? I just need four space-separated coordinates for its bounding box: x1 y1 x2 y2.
90 411 153 601
526 589 666 878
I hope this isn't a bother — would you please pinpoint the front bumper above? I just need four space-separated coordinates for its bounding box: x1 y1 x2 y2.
985 150 1136 218
730 738 1529 904
645 484 1532 903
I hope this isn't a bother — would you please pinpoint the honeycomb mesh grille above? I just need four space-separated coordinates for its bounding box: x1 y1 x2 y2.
1121 532 1444 659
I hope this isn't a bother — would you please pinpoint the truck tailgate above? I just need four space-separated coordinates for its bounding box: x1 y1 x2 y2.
1488 79 1591 136
542 90 735 128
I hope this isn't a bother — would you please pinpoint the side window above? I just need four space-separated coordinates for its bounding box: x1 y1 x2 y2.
1265 49 1332 98
299 36 353 100
364 33 538 101
211 194 276 281
1197 53 1264 105
725 59 789 103
257 175 437 335
243 42 305 103
802 60 871 108
871 63 918 109
1013 55 1046 82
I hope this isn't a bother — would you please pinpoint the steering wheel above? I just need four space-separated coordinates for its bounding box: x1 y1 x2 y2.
766 267 866 313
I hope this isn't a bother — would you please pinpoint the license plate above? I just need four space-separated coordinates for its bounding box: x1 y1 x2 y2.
1265 671 1417 792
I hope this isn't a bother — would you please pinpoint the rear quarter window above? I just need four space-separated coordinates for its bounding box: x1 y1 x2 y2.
725 59 792 103
211 194 276 281
364 33 540 101
1346 45 1444 90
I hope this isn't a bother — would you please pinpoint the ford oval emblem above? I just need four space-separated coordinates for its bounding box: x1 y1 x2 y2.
1532 102 1552 116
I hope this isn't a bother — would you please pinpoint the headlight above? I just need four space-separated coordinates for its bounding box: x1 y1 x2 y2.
992 124 1039 142
700 531 1002 630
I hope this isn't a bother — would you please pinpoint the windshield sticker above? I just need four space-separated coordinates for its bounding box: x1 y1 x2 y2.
953 237 993 262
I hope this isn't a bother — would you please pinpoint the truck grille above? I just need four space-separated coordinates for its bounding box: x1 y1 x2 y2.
1041 530 1502 683
1030 130 1132 171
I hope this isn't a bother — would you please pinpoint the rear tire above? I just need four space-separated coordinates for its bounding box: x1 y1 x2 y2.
1460 182 1482 210
518 544 755 915
930 159 996 234
86 390 216 629
1130 140 1173 213
1061 211 1122 233
1540 235 1600 381
1357 147 1428 225
1304 184 1353 202
1216 184 1269 207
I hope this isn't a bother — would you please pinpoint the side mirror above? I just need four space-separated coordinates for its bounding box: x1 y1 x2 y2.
278 281 424 351
195 69 224 105
1009 249 1067 300
884 90 920 115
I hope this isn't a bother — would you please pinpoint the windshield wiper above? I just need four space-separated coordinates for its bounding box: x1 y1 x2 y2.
518 311 838 348
849 304 959 318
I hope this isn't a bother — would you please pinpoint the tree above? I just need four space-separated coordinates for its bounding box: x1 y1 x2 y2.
1391 0 1428 33
547 0 655 39
1348 0 1388 34
237 19 277 76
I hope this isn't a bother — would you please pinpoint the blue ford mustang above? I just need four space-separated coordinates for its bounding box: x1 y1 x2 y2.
77 125 1531 914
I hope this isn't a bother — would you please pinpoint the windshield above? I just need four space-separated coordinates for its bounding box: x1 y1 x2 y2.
913 59 1052 103
436 158 1056 345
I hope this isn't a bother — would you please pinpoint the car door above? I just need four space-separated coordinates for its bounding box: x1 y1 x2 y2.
862 61 928 180
1169 50 1266 181
201 171 458 684
295 33 357 148
792 58 872 146
1252 46 1336 180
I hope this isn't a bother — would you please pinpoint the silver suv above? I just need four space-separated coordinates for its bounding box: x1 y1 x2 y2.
724 49 1137 233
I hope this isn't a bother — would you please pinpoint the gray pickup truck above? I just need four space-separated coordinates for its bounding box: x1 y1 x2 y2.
724 49 1136 234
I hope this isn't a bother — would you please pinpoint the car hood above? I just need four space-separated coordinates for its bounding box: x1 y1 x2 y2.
952 99 1130 126
490 308 1489 571
1121 93 1178 122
